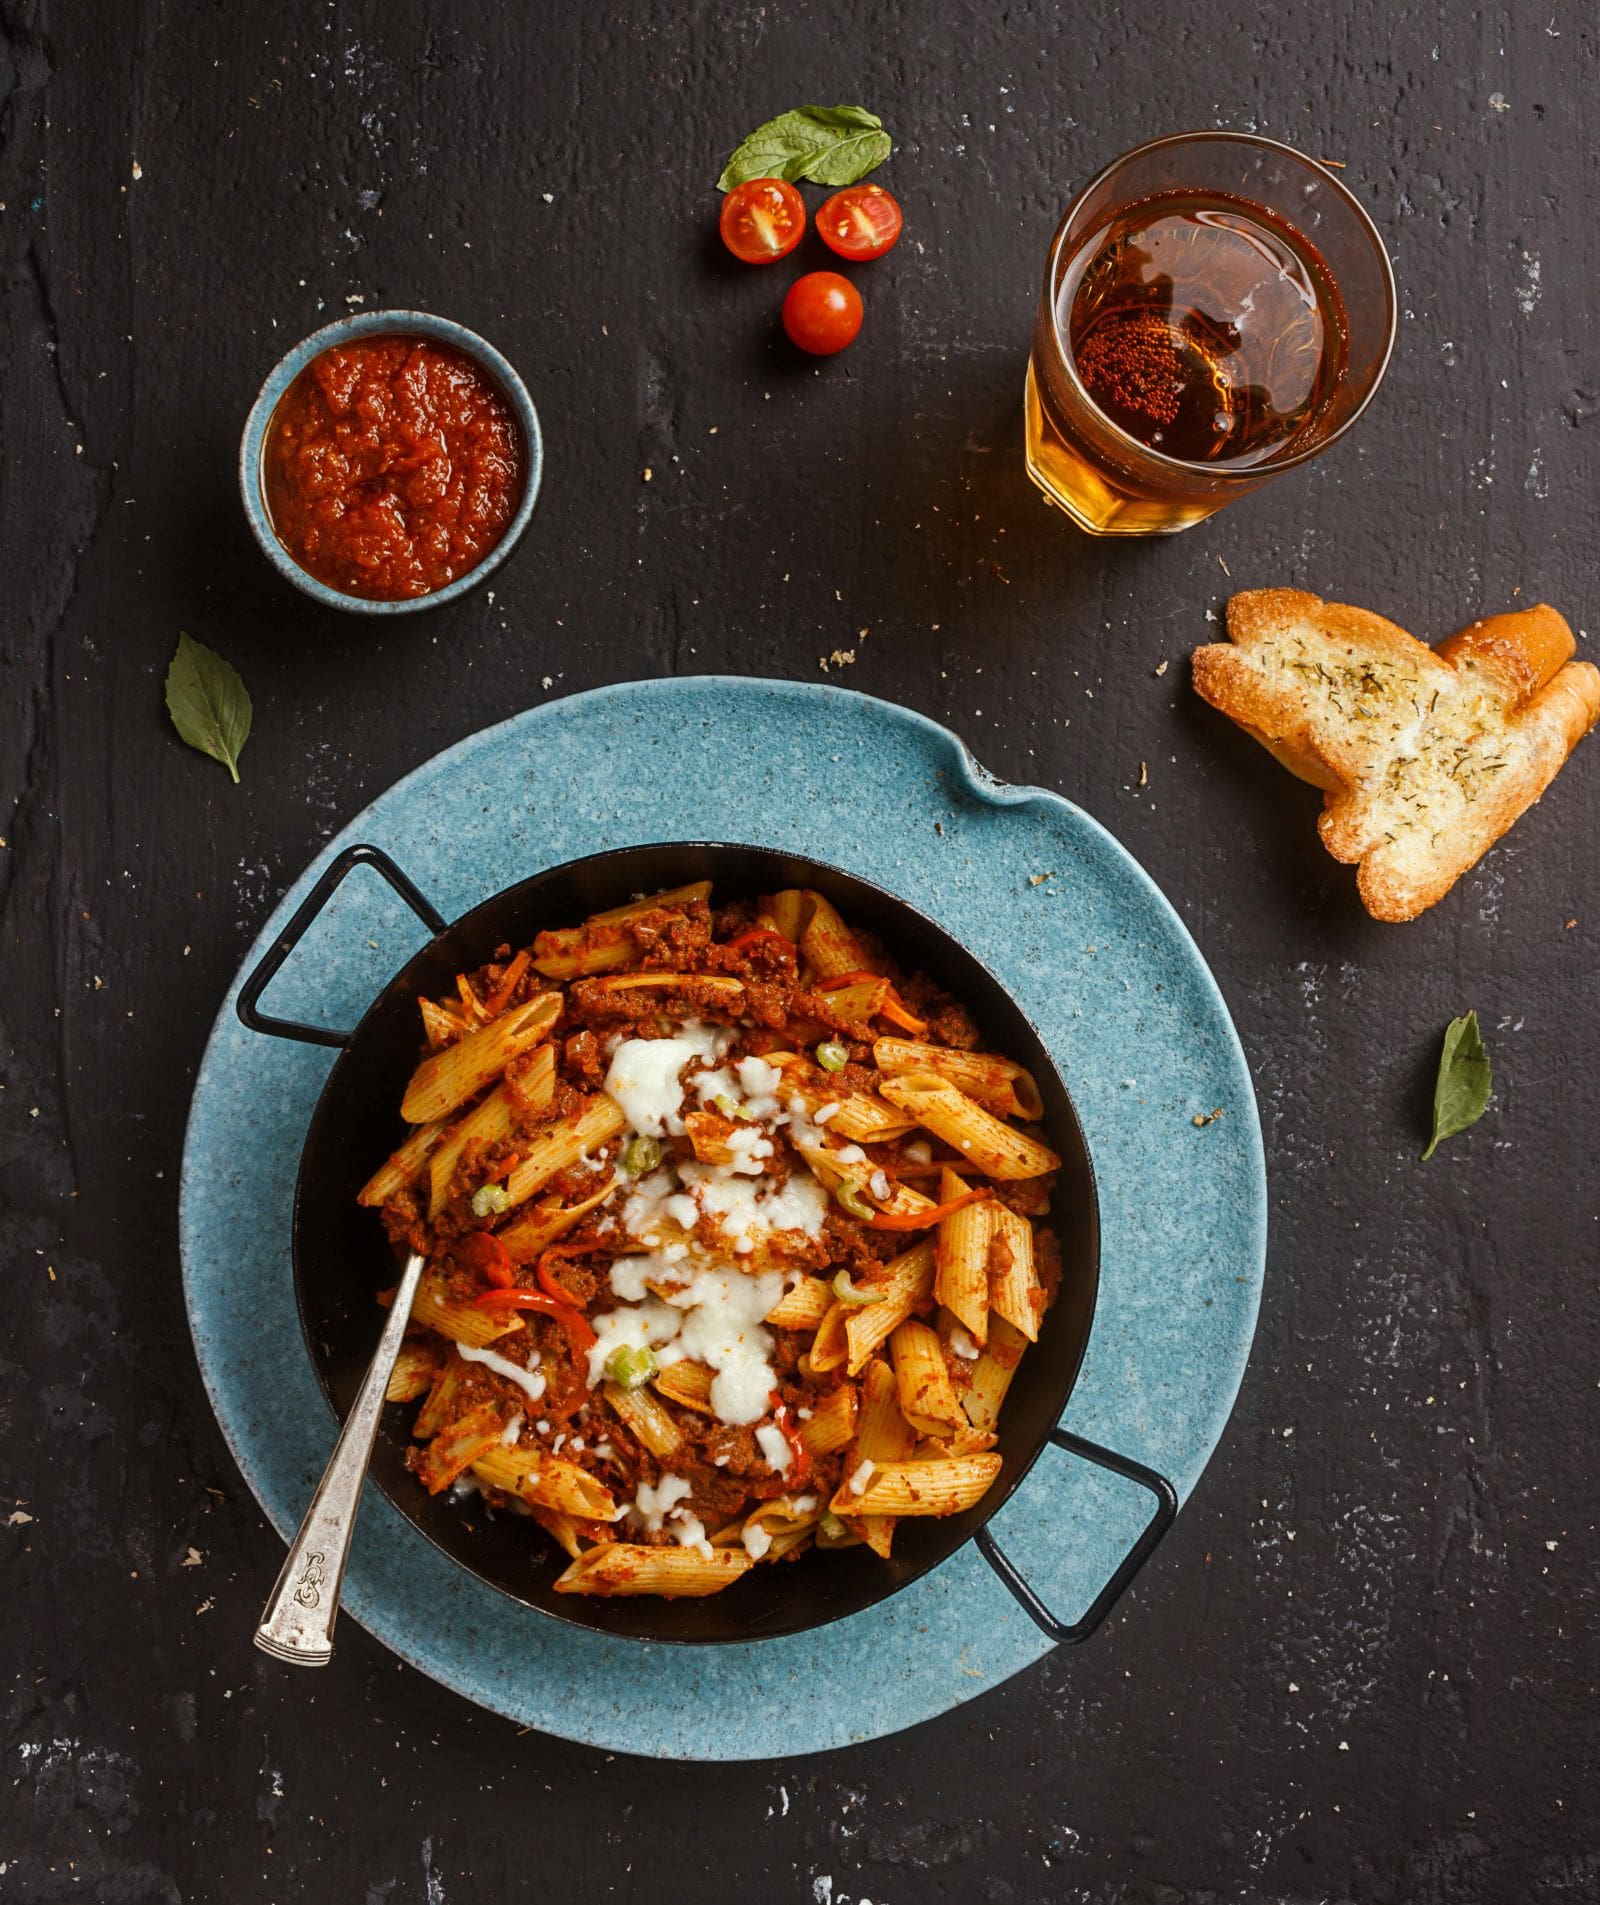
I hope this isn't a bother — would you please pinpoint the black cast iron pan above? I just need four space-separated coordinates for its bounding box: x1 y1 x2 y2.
237 841 1176 1645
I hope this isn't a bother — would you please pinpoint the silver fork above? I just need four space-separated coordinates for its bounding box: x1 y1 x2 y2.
253 1249 426 1665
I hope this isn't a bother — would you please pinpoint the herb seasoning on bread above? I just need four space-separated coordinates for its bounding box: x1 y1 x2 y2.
1192 589 1600 922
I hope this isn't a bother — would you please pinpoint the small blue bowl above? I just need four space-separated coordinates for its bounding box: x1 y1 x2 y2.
238 309 544 616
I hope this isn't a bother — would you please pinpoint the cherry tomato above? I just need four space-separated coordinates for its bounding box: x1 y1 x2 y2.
816 184 904 262
719 178 807 264
782 271 864 356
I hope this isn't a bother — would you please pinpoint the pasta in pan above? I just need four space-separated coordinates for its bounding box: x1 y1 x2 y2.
364 882 1065 1598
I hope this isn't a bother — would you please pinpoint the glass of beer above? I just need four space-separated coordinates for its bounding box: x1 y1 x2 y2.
1025 132 1396 535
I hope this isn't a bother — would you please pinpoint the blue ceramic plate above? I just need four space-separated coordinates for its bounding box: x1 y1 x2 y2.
180 678 1266 1759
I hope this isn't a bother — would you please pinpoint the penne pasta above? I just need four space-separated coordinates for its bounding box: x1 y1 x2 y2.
419 996 468 1050
988 1203 1041 1342
578 971 745 1005
762 889 811 944
961 1316 1027 1433
531 881 713 979
503 1096 628 1209
815 976 890 1024
426 1049 556 1216
385 1339 442 1404
602 1378 683 1457
799 1383 858 1456
873 1036 1044 1121
808 1299 851 1373
496 1173 619 1265
358 1117 446 1207
529 1504 586 1561
652 1360 715 1415
878 1074 1062 1179
468 1443 619 1521
554 1544 753 1598
683 1108 747 1168
844 1239 936 1375
413 1269 525 1348
716 1495 822 1562
935 1164 992 1342
401 993 560 1124
765 1274 833 1332
412 1355 468 1440
853 1356 919 1556
415 1402 511 1494
800 890 877 981
890 1318 966 1437
830 1453 1002 1519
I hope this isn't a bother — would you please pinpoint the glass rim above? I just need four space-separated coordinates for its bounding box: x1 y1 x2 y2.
1044 130 1398 482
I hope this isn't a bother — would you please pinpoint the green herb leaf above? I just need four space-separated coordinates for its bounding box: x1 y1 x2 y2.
165 632 252 783
717 105 892 192
1422 1011 1492 1159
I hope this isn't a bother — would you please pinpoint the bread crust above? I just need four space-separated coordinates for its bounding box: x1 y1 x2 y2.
1192 588 1600 922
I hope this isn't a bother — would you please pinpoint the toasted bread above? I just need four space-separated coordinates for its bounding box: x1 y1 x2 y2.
1192 588 1600 922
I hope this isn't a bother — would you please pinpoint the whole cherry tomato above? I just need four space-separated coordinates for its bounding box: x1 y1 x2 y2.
719 178 807 264
782 271 864 356
816 184 904 262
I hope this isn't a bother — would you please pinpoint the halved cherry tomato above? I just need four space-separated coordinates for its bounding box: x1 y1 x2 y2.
816 184 903 262
782 271 864 356
719 178 807 264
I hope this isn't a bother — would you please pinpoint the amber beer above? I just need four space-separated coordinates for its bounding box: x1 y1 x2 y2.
1026 134 1396 536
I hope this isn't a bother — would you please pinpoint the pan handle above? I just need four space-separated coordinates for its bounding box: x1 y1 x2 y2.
236 843 447 1049
975 1427 1178 1644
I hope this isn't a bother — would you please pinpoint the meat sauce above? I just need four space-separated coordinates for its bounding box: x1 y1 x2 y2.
264 334 524 600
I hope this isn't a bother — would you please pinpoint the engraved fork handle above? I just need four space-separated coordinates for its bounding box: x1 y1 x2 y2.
254 1250 426 1666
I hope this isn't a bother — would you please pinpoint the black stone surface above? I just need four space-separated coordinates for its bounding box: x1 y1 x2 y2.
3 4 1596 1900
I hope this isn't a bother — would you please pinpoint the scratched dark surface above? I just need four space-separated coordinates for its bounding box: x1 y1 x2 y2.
3 2 1598 1900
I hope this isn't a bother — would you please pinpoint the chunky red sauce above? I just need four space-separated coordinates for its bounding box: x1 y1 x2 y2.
264 335 524 601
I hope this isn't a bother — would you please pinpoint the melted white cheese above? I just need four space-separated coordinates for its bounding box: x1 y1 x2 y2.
754 1422 792 1474
602 1026 720 1136
632 1474 692 1531
457 1341 546 1405
592 1264 785 1425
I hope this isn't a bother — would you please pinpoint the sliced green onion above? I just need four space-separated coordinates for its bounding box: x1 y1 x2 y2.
712 1091 751 1120
832 1269 885 1307
471 1183 511 1217
815 1040 850 1073
604 1344 658 1389
834 1175 876 1221
621 1134 662 1176
819 1510 850 1541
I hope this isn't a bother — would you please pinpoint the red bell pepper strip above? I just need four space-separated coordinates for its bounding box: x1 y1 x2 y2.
451 1229 514 1287
473 1286 598 1355
535 1241 592 1305
726 926 796 960
864 1187 993 1231
483 947 532 1015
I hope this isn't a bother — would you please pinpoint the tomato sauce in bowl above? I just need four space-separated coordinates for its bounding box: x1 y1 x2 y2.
263 334 525 602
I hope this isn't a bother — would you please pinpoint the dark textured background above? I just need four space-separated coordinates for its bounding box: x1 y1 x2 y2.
3 3 1597 1900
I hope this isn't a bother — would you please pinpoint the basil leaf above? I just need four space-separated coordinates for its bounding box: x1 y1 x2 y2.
165 631 252 783
717 105 892 192
1422 1011 1492 1159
